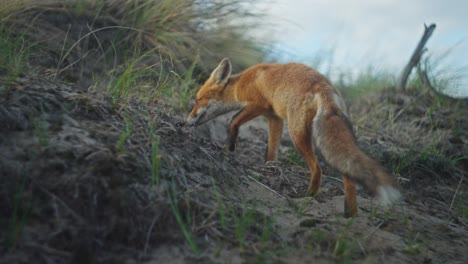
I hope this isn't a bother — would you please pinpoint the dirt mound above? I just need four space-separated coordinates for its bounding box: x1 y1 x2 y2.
1 74 467 264
0 76 265 263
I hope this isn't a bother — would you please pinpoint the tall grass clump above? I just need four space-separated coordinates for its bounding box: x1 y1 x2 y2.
0 26 31 87
336 67 394 97
0 0 268 101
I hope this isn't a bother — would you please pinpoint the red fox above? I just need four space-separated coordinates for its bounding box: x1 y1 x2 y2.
186 58 401 217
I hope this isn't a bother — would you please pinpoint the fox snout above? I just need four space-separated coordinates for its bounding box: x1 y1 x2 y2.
186 106 206 126
186 113 199 126
185 117 194 126
186 99 246 127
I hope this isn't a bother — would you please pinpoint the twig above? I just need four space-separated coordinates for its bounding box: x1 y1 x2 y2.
24 242 72 257
247 175 287 200
266 162 294 187
449 174 464 212
35 184 86 225
328 176 343 183
364 220 385 241
357 241 367 256
143 213 160 257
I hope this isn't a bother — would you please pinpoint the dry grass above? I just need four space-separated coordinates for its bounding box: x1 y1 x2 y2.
0 1 278 262
348 86 468 217
0 0 268 101
0 74 280 262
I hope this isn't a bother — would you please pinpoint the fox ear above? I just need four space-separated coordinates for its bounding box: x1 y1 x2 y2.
212 58 232 85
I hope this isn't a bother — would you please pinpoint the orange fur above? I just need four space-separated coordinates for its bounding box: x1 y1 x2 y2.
187 58 400 217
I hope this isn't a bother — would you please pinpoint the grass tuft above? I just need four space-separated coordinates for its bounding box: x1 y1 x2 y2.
1 0 267 104
0 26 31 88
169 175 200 256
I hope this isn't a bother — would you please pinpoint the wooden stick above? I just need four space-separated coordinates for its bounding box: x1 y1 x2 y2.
397 23 436 90
449 174 464 212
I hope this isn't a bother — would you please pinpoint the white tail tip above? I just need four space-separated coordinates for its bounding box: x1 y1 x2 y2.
377 186 402 207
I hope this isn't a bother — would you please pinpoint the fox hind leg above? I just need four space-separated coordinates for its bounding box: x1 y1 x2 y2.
288 124 322 197
343 175 358 217
265 115 283 161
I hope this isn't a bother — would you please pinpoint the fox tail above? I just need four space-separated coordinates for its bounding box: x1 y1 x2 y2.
313 98 401 206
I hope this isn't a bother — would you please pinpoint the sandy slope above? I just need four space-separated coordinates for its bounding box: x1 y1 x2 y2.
1 76 467 263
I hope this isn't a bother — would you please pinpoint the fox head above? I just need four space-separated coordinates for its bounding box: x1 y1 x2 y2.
186 58 243 126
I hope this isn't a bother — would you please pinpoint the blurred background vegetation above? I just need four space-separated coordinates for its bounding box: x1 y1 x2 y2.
0 0 270 106
1 0 466 104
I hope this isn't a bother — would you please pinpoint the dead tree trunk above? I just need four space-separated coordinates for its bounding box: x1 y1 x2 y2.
397 23 436 90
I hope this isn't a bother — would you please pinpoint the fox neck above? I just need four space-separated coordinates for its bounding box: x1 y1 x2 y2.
215 74 245 113
220 74 241 103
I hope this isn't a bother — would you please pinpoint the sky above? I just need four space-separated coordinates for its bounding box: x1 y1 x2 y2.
261 0 468 97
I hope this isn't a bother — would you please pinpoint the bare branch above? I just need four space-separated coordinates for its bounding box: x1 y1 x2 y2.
397 23 436 90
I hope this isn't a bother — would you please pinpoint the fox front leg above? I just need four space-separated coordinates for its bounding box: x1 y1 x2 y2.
226 106 264 151
226 125 238 152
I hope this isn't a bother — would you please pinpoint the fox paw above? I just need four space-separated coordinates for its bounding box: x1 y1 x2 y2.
224 143 236 152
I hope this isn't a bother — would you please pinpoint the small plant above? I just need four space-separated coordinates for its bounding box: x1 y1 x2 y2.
213 184 227 229
402 230 425 256
149 122 160 186
283 148 307 168
5 174 31 250
169 175 200 255
332 218 357 262
288 197 314 217
462 208 468 219
107 54 147 103
215 193 275 249
309 228 325 247
260 215 273 242
167 57 200 111
333 235 354 261
0 26 31 88
34 112 49 147
115 118 133 153
403 242 423 255
233 203 256 247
